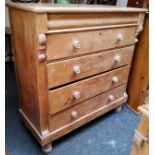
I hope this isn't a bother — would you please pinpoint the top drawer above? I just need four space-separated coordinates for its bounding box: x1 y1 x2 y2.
46 26 136 60
47 13 139 30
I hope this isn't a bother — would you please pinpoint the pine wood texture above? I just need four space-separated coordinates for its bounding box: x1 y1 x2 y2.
130 104 149 155
7 3 146 151
6 2 147 13
47 46 134 88
8 9 49 134
49 84 126 132
47 13 139 30
48 66 129 114
46 26 136 60
127 13 149 113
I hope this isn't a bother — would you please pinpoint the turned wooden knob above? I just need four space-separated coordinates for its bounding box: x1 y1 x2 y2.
134 38 138 43
73 65 81 74
73 40 81 49
112 76 119 83
123 92 128 102
108 95 115 102
116 33 124 42
71 111 78 119
114 55 121 63
123 92 128 98
38 33 46 45
38 52 46 62
73 91 81 100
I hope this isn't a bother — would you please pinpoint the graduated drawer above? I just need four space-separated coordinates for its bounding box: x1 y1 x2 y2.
46 26 136 60
49 84 126 132
48 66 130 115
47 46 134 88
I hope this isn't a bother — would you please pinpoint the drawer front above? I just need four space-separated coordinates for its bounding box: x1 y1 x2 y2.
47 46 134 88
47 13 139 30
49 84 126 132
48 66 130 115
46 26 136 60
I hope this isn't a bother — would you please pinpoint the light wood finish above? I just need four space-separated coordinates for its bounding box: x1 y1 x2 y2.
143 90 149 106
47 46 134 88
48 66 129 114
49 84 126 131
6 2 147 13
51 96 126 141
47 13 139 30
19 87 127 145
46 23 139 34
127 13 149 113
46 26 136 60
9 9 49 135
130 104 149 155
138 103 149 117
7 3 146 152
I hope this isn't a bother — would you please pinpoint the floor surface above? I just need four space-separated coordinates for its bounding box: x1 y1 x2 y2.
5 62 141 155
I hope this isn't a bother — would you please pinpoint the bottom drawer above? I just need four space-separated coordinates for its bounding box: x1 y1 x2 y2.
49 84 127 134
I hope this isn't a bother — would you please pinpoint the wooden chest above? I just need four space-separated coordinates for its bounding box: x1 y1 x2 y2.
7 2 147 153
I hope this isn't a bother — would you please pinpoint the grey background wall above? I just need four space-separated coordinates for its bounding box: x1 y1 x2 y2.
5 0 10 28
117 0 128 6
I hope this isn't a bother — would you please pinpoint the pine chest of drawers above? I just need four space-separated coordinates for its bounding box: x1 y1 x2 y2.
7 2 147 153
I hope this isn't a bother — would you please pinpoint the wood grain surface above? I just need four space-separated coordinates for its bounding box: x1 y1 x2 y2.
47 46 134 88
46 26 136 60
48 66 130 114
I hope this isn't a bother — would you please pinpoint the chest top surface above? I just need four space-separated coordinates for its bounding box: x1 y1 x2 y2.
7 2 147 13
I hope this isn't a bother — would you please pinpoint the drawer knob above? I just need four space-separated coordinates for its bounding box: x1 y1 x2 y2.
134 38 138 43
116 33 124 42
112 76 119 83
73 40 81 49
108 95 115 102
123 92 128 102
71 111 78 119
73 91 81 100
38 52 46 62
114 55 121 63
123 92 128 98
73 65 81 74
